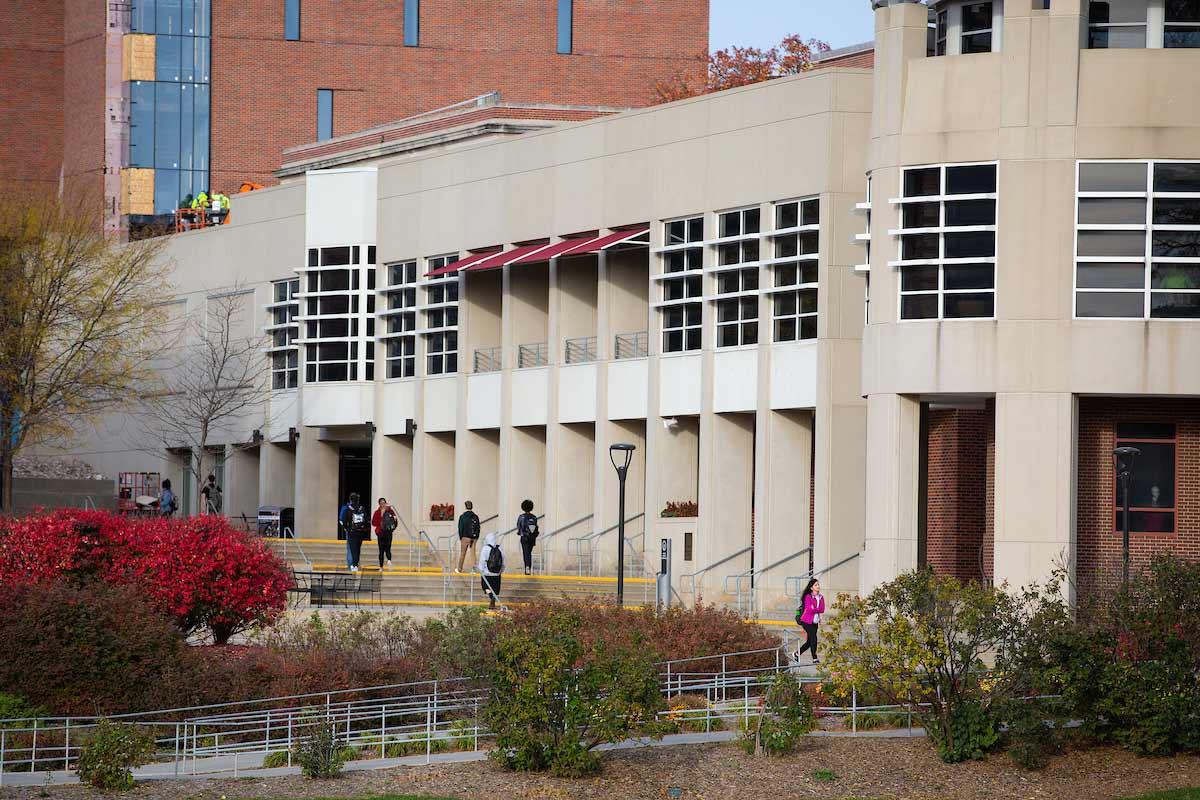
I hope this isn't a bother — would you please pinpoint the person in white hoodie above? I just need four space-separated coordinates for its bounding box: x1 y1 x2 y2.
478 531 504 609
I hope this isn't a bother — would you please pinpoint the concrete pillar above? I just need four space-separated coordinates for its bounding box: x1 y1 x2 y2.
706 413 755 597
373 434 414 534
757 409 813 610
993 392 1076 596
294 429 339 539
259 441 296 510
223 445 261 524
548 422 595 570
862 393 922 594
461 429 501 525
507 425 546 526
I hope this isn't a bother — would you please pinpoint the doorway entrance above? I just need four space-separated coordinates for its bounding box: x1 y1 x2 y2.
338 447 373 537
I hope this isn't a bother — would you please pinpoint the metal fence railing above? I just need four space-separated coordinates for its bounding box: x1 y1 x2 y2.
614 331 648 360
473 347 501 373
564 336 597 364
517 342 549 369
0 644 943 783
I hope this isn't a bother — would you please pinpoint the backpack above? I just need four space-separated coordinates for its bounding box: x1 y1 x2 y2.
381 508 398 535
520 514 539 542
485 544 504 574
351 507 369 536
468 513 481 538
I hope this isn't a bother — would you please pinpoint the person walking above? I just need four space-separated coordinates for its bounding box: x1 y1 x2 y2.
339 492 369 572
372 497 398 570
516 499 539 575
159 479 177 518
455 500 481 574
199 474 222 515
478 531 503 609
793 578 825 664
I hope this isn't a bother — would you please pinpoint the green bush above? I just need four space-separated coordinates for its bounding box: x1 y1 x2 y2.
261 750 290 769
484 607 666 777
1003 701 1062 771
74 720 155 791
0 693 43 723
292 720 345 779
740 673 815 756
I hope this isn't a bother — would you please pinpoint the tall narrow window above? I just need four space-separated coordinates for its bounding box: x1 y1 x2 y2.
404 0 420 47
557 0 573 54
770 198 820 342
285 0 300 40
1114 423 1176 533
961 2 994 53
658 216 704 352
317 89 333 141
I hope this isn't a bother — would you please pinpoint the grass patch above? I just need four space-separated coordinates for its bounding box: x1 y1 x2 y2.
811 768 837 783
1121 791 1200 800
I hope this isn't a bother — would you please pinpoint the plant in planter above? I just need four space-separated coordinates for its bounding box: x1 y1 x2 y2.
661 501 698 518
429 503 455 521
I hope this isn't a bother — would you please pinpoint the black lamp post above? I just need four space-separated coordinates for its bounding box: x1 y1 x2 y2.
610 443 636 606
1113 446 1140 585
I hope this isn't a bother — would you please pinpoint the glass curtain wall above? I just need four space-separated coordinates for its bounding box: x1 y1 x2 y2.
129 0 212 219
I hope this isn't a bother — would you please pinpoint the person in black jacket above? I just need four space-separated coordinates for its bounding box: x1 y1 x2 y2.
339 492 369 572
516 499 539 575
456 500 481 574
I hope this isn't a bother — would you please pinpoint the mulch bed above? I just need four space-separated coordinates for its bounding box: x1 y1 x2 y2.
4 738 1198 800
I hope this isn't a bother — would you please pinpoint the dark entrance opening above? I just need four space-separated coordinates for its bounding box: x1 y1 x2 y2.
337 446 372 539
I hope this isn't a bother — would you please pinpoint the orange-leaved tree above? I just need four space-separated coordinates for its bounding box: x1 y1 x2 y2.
655 34 831 103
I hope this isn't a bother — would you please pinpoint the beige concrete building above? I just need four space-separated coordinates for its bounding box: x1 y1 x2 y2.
69 0 1200 612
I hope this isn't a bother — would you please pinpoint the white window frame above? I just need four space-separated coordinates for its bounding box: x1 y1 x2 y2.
421 253 460 374
711 206 762 348
658 215 705 353
298 245 375 384
266 277 299 390
890 162 999 322
379 259 419 379
1074 159 1200 320
929 0 1004 56
855 176 873 324
767 196 820 343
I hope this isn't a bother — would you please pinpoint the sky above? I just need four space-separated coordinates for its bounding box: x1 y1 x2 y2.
710 0 877 53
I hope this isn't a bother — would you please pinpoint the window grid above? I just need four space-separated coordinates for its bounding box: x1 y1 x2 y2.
712 207 762 347
857 177 873 324
300 245 375 383
380 260 418 378
1114 423 1177 533
961 2 994 53
660 216 704 352
423 254 460 374
892 163 998 321
1074 160 1200 320
768 198 820 343
267 278 300 389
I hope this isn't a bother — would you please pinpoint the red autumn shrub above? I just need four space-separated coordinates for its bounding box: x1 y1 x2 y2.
0 510 291 644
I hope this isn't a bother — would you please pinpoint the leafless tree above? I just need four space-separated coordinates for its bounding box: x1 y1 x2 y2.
138 284 270 514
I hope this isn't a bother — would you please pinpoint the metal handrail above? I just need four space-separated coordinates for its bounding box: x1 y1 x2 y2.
473 346 501 373
723 547 810 596
784 551 862 599
436 512 499 567
566 513 646 577
564 336 597 364
679 545 752 597
614 330 648 359
281 527 312 567
517 341 548 368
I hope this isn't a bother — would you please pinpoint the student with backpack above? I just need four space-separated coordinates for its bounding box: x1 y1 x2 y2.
478 531 503 609
159 479 178 517
372 497 398 570
793 578 825 664
456 500 481 574
516 499 539 575
339 492 370 572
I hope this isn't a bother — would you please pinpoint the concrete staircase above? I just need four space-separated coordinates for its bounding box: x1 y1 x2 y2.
265 536 657 611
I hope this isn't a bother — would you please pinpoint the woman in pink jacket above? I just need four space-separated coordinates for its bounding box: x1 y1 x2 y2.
794 578 825 664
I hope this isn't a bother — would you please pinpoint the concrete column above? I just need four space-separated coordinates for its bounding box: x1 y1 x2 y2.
993 392 1076 595
757 409 813 610
223 445 261 523
862 393 922 594
705 413 755 598
294 429 339 539
259 441 296 510
373 434 414 533
549 422 595 571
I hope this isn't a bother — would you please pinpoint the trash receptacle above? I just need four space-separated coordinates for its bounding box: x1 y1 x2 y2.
257 506 295 538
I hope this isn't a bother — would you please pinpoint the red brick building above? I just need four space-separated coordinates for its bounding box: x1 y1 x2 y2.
0 0 708 234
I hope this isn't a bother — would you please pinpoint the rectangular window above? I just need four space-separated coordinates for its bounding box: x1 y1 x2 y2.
404 0 419 47
1114 423 1176 533
317 89 333 141
1075 161 1200 319
894 164 998 320
423 254 460 375
302 245 373 383
935 9 948 55
1166 0 1200 47
380 260 418 378
285 0 300 40
557 0 573 54
1088 0 1149 48
770 198 820 342
961 2 994 53
660 216 704 352
268 277 300 389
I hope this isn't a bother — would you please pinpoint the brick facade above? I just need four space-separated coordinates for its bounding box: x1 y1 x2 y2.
0 1 65 187
210 0 709 191
1077 397 1200 590
924 406 994 583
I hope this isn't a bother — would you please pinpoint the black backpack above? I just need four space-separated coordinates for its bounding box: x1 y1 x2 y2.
350 506 370 537
381 508 398 534
520 514 539 542
485 543 504 574
468 513 481 538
